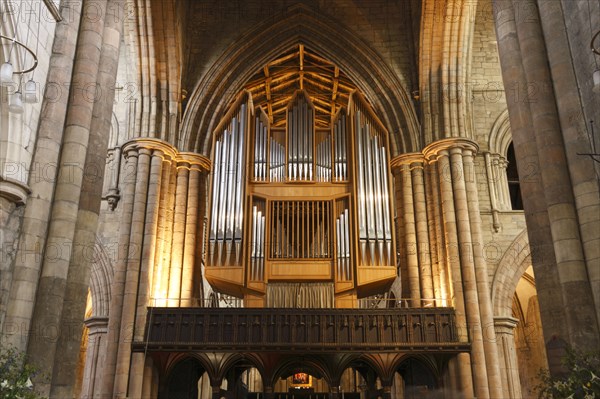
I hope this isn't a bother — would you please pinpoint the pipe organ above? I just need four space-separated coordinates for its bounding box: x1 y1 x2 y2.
287 93 314 181
352 99 393 268
205 90 397 307
208 94 249 269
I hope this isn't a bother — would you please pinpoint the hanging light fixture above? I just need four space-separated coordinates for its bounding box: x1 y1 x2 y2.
23 78 37 103
1 7 40 103
0 37 38 86
9 90 24 114
0 61 13 86
0 37 16 87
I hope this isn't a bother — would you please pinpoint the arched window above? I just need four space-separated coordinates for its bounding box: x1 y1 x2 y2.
506 143 523 210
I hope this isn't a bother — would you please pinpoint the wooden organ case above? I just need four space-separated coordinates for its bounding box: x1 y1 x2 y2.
204 90 397 307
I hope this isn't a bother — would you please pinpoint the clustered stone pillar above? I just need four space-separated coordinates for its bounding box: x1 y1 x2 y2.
181 161 203 306
391 138 506 397
392 154 438 308
100 147 138 397
425 139 503 399
425 161 450 306
424 146 474 397
493 0 600 360
97 139 209 398
394 161 421 306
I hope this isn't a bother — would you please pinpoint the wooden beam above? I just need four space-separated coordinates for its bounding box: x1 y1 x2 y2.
264 66 273 122
304 70 334 85
268 50 299 67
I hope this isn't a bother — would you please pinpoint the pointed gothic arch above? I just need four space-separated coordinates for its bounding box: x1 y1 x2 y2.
491 229 532 318
180 4 420 157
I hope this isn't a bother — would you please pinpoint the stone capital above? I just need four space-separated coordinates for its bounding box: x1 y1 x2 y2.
423 138 479 162
122 138 178 160
390 152 424 171
494 316 519 334
178 152 212 172
0 176 31 205
84 316 109 334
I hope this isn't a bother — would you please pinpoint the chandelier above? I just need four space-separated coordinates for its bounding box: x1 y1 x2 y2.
1 9 41 114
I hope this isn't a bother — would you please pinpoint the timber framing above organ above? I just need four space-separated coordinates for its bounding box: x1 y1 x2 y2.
243 45 357 129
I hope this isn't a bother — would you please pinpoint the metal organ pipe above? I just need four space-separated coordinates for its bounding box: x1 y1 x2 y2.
254 111 269 182
287 94 315 181
355 109 367 266
270 138 285 182
250 203 265 281
209 140 221 265
333 113 347 182
209 99 248 267
336 207 351 281
352 98 393 267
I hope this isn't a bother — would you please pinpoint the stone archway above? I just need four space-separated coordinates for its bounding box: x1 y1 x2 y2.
491 229 548 398
180 4 420 157
163 357 204 399
491 229 531 318
78 237 114 398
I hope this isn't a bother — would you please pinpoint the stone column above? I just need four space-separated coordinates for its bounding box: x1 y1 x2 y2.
141 357 155 399
392 153 436 308
380 383 392 399
25 2 108 396
535 0 600 338
114 147 151 397
129 145 169 397
393 169 407 296
1 1 82 351
424 145 474 398
211 385 222 399
168 164 190 306
425 163 450 306
462 143 503 398
49 1 126 396
152 157 175 307
411 160 435 305
399 162 420 306
330 385 340 399
80 316 108 399
448 145 492 399
180 155 208 306
494 317 522 399
100 147 138 397
494 0 599 355
426 139 504 398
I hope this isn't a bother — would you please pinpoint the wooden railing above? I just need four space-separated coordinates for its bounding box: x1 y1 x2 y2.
133 307 469 353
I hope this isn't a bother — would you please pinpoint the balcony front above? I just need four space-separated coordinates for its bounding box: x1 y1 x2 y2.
133 306 468 354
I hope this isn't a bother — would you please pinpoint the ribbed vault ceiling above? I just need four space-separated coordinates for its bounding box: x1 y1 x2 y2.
243 44 357 128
